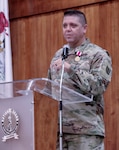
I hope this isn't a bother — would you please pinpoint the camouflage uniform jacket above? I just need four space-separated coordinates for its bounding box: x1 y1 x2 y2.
48 39 112 136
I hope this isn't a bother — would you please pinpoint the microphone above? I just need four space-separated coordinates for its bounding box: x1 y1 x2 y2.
59 44 70 150
62 45 69 60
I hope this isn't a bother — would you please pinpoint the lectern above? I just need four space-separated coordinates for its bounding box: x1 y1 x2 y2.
0 78 92 150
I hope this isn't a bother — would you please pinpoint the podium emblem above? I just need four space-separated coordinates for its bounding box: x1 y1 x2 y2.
1 108 19 142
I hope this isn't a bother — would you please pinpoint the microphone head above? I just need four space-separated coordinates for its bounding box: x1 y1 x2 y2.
62 44 70 60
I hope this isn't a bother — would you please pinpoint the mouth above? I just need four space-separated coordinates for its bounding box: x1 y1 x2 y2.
65 35 72 39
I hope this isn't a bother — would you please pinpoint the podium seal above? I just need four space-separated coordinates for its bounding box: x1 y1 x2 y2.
1 108 19 142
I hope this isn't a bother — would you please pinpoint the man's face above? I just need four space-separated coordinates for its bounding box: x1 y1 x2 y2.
63 16 87 47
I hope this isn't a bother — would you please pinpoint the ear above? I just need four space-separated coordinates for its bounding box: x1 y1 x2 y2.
83 24 88 34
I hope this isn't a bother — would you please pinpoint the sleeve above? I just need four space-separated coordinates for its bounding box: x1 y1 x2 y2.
47 48 63 79
68 51 112 95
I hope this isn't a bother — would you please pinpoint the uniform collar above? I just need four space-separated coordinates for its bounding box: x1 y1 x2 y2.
68 38 90 53
74 38 90 53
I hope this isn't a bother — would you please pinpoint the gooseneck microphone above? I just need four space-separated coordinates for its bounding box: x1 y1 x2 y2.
62 45 69 60
59 44 70 150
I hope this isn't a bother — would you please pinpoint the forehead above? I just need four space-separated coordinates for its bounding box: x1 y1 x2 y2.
63 16 80 24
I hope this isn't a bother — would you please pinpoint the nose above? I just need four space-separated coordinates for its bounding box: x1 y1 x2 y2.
65 25 72 31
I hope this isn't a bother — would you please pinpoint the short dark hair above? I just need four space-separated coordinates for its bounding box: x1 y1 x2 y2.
64 9 87 25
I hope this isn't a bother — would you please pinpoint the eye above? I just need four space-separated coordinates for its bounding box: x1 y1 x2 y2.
63 23 67 28
71 23 77 28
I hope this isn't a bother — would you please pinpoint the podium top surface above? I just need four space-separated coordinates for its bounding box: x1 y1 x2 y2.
0 78 92 104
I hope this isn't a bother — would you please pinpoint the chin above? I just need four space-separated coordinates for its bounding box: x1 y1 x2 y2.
67 41 74 45
66 39 74 43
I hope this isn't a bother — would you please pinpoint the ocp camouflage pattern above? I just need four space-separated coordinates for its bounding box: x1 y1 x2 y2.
48 39 112 136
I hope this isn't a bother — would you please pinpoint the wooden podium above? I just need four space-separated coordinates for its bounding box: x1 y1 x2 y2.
0 78 92 150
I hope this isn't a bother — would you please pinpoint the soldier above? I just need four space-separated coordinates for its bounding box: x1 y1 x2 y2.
48 9 112 150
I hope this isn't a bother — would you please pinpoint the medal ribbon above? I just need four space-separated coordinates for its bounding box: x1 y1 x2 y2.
76 51 82 56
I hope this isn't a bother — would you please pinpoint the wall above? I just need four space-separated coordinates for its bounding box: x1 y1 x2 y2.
9 0 119 149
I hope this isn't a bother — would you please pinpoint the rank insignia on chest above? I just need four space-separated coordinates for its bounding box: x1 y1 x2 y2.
75 51 82 62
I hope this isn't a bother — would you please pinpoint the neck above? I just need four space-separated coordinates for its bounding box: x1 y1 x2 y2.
69 38 86 49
